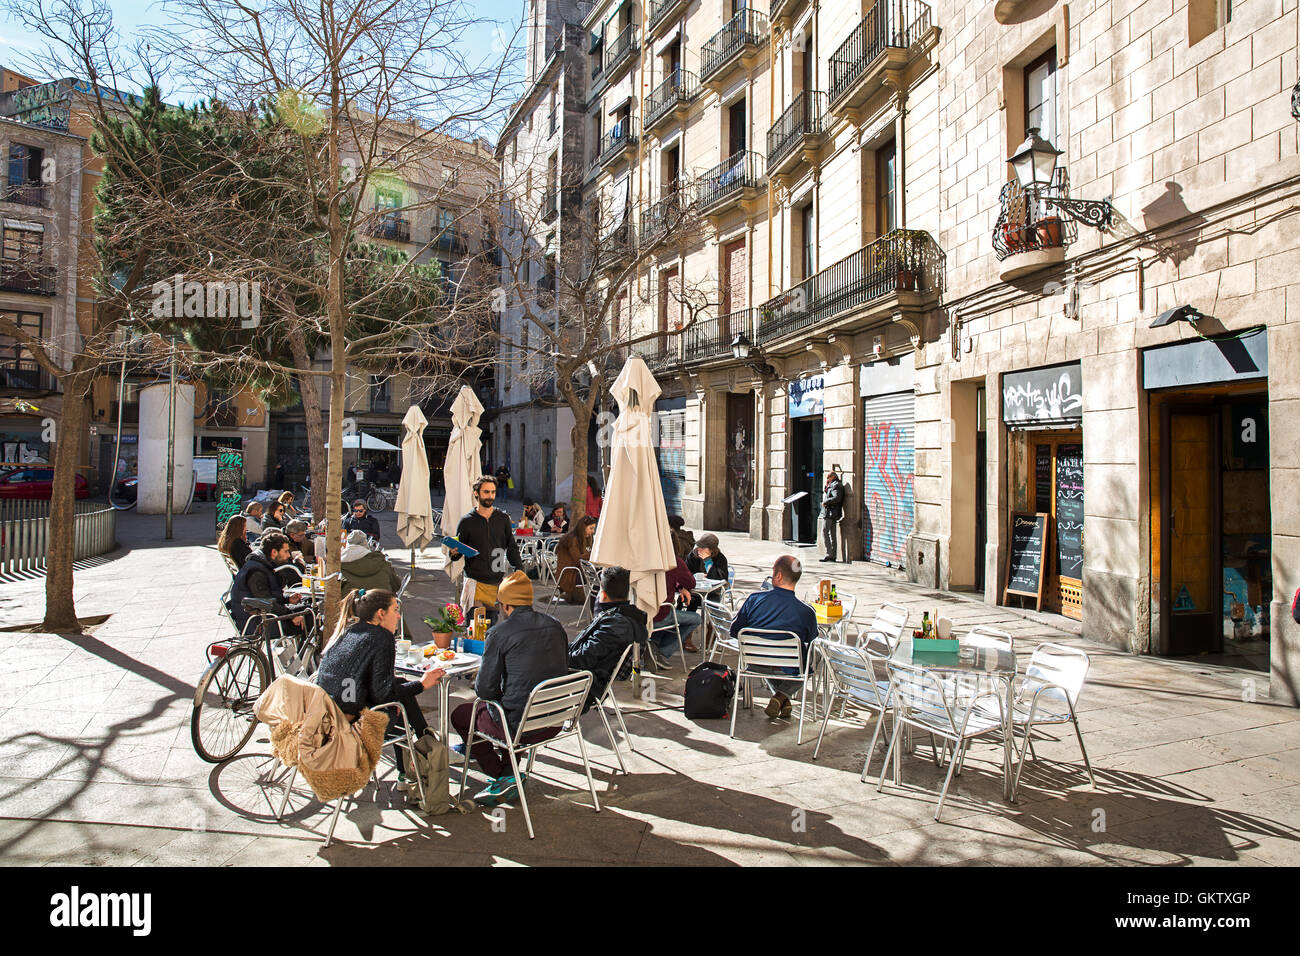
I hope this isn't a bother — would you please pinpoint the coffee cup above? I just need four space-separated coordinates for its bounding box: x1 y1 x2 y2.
396 639 412 658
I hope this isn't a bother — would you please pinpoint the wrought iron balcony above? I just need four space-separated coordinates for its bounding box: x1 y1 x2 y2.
767 91 828 176
433 227 466 252
639 191 685 247
548 106 558 138
602 23 639 84
0 359 56 391
367 215 411 242
700 9 769 86
648 0 689 36
632 333 679 371
756 229 940 345
693 151 764 215
828 0 932 112
645 69 699 132
597 220 637 270
541 189 558 222
1 183 51 208
769 0 808 29
993 177 1076 279
683 308 751 365
596 120 639 170
0 260 57 296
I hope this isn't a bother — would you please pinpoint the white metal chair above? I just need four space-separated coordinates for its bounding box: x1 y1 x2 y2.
877 659 1007 820
457 671 601 839
576 560 601 625
730 628 813 742
649 602 692 674
988 642 1095 798
702 596 739 662
847 603 910 651
811 638 893 774
590 641 638 771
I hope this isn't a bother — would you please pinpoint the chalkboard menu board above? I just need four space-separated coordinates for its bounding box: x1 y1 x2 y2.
215 446 244 530
1055 444 1084 580
1035 444 1052 513
1004 512 1049 608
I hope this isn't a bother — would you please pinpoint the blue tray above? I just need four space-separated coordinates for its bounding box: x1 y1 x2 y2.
462 638 485 655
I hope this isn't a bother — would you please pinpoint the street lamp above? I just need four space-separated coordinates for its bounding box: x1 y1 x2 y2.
1007 127 1113 229
730 332 777 379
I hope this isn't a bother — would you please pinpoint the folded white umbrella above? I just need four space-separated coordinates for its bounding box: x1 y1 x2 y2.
396 405 435 551
589 356 676 622
441 386 484 582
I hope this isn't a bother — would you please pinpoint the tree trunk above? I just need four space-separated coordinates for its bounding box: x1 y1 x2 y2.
323 360 346 636
287 326 327 503
564 384 593 523
42 364 92 632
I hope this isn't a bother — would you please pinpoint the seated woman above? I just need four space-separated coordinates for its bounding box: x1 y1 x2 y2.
315 589 444 791
340 529 372 563
519 498 544 532
217 514 252 571
541 502 570 535
279 490 304 519
686 532 730 582
554 516 596 603
262 500 288 531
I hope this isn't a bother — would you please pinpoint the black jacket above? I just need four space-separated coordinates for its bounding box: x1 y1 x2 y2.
316 621 421 717
822 476 845 521
227 537 252 570
475 607 569 730
686 550 729 581
454 508 522 584
342 511 381 542
567 602 649 712
229 552 292 630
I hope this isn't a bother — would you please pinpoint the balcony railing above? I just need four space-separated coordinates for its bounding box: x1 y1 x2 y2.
769 0 806 27
433 227 466 252
645 69 698 130
756 229 940 344
992 178 1076 261
683 308 751 364
767 91 828 173
632 333 679 371
700 9 769 84
2 183 50 208
0 359 56 391
0 260 57 296
829 0 931 107
548 106 558 137
693 151 763 213
541 189 558 222
648 0 688 34
596 120 639 169
603 23 639 80
639 191 684 247
367 216 411 242
598 220 637 269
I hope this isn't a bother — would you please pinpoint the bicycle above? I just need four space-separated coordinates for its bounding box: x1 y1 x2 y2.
190 597 323 764
367 484 398 513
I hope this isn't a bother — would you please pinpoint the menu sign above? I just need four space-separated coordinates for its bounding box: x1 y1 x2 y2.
1004 511 1049 608
216 446 244 529
1055 444 1084 580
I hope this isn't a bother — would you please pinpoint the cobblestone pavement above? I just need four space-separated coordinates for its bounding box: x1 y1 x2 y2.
0 502 1297 866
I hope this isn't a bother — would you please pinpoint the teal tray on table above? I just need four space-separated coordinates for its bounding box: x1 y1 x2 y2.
911 637 960 665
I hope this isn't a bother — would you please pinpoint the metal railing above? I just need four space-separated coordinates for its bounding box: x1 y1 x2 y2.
548 106 558 137
693 151 763 211
756 229 941 344
648 0 687 33
700 9 769 82
0 359 57 391
645 69 698 128
0 499 117 576
596 119 639 168
631 333 679 370
2 183 51 207
639 191 683 247
367 216 411 242
604 23 640 77
541 189 558 222
433 227 466 252
598 219 637 268
829 0 931 105
992 177 1077 260
683 308 751 363
767 91 827 170
0 260 57 295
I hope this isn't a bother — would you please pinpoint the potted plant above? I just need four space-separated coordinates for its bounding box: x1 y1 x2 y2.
424 602 465 649
1035 215 1063 247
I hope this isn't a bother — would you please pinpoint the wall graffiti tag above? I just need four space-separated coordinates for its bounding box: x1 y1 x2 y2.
1002 362 1084 425
215 446 244 529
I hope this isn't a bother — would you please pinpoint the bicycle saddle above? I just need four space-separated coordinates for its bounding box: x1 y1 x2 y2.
241 597 280 614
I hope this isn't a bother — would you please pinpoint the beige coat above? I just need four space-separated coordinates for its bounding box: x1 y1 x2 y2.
255 675 388 802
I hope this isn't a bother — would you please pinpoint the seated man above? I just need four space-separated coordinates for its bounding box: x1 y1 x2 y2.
228 532 310 637
450 571 569 807
243 501 264 536
567 566 648 711
276 519 313 587
648 555 703 666
729 555 818 719
340 537 402 595
342 499 381 543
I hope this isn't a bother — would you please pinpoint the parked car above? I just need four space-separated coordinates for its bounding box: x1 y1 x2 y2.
0 467 89 499
113 475 213 502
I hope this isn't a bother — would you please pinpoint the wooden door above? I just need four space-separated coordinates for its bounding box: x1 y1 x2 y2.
1030 432 1083 619
1159 407 1222 654
726 392 754 532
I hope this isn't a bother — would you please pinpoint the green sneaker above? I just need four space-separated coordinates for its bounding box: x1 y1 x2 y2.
474 776 514 807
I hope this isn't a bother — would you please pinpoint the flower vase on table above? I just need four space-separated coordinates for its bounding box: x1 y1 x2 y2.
424 603 465 650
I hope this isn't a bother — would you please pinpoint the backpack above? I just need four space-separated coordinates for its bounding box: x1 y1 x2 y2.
684 662 736 720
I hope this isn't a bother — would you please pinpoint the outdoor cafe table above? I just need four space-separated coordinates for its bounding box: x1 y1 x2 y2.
888 633 1019 801
396 648 482 742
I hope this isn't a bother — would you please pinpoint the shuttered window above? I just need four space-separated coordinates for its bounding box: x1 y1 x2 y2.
862 390 915 567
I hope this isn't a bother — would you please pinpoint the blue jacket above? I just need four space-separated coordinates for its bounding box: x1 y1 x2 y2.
730 586 819 656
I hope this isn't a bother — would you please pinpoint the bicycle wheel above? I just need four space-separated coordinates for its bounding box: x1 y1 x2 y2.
367 490 386 512
191 646 269 763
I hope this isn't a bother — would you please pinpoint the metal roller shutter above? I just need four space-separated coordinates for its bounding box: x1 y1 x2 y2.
862 390 915 567
656 404 686 516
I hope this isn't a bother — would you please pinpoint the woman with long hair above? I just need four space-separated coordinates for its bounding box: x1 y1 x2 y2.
554 515 597 603
217 514 251 570
315 588 444 791
278 490 303 518
262 500 287 530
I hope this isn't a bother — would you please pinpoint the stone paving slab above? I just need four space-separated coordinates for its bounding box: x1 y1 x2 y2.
0 503 1297 865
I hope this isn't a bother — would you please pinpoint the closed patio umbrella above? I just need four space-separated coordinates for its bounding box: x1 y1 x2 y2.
589 356 675 621
396 406 435 563
441 386 484 583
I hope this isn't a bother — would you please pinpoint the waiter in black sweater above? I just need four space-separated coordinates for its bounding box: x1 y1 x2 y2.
450 475 523 617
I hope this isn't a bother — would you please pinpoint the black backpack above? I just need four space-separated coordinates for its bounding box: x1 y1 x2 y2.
684 662 736 720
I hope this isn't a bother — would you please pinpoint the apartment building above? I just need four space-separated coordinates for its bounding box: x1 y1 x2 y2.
0 112 84 466
492 2 594 506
